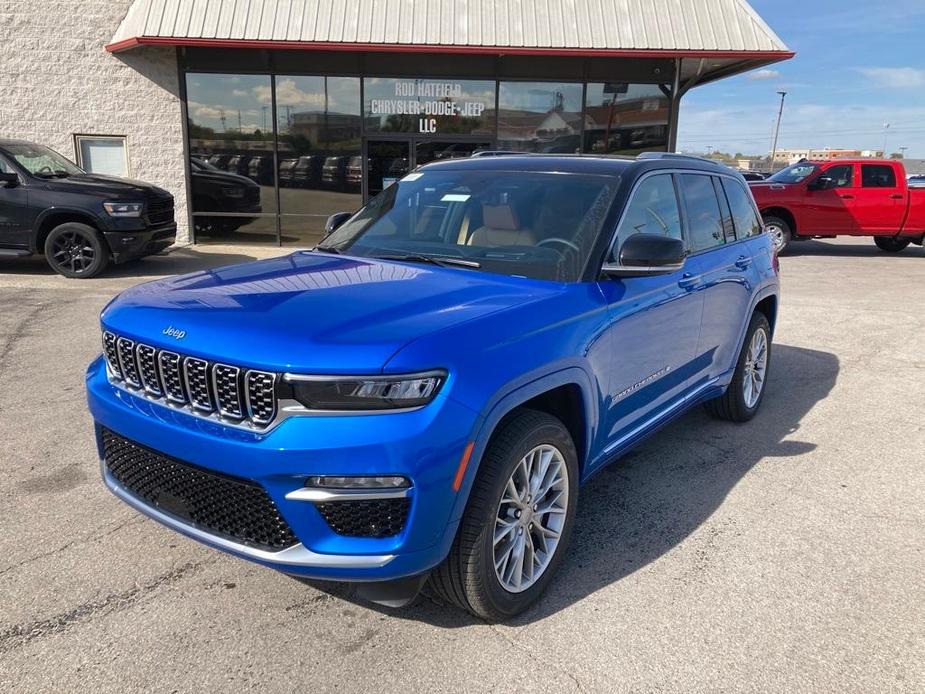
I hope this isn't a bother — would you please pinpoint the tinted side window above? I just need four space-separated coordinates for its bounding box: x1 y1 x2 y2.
679 174 725 251
721 178 763 239
861 164 896 188
824 164 853 188
613 174 682 257
713 177 736 242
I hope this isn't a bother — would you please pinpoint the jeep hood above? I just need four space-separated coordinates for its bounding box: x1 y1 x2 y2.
101 252 560 373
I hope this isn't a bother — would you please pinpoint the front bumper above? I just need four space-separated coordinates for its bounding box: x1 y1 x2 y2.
104 224 177 263
86 356 476 581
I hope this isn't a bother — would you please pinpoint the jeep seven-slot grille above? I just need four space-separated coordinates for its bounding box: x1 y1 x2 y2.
102 330 278 428
102 428 297 551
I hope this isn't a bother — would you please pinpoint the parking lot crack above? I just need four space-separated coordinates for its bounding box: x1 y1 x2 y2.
0 560 208 654
488 623 586 692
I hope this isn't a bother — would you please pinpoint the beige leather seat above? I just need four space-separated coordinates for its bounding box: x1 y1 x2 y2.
468 204 536 247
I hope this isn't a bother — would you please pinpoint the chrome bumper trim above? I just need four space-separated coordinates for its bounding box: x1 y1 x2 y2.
100 460 396 569
285 486 412 502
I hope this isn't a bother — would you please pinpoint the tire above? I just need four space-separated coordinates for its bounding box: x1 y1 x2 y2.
762 215 792 254
705 312 772 423
44 222 110 279
873 236 910 253
429 409 579 621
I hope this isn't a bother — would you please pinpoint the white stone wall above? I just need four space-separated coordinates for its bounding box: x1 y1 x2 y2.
0 0 189 242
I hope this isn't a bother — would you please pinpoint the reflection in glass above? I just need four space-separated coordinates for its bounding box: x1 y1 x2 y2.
495 81 584 153
583 83 669 155
186 73 277 219
276 76 362 216
364 78 495 135
280 215 328 248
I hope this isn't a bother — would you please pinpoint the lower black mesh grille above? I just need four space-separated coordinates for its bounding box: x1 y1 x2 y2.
315 498 410 538
102 428 298 551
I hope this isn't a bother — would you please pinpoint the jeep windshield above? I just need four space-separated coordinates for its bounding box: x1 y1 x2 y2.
768 162 819 184
318 170 620 282
5 143 83 178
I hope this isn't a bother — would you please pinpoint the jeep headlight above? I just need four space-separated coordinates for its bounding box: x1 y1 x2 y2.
287 371 445 410
103 201 144 217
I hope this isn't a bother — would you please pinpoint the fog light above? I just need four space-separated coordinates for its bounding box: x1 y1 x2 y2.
306 475 410 490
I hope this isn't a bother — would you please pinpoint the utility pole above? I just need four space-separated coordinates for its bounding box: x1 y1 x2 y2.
769 91 787 171
882 122 890 155
899 146 908 159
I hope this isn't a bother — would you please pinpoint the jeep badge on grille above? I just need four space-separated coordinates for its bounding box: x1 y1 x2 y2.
162 326 186 340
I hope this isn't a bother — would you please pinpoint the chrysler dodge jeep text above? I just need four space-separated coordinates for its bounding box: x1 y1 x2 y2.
87 154 779 619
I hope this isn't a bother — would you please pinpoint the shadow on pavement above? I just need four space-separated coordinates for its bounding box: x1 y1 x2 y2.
784 239 922 257
307 343 839 627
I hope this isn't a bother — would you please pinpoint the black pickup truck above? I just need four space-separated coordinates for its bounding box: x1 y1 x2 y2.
0 139 176 278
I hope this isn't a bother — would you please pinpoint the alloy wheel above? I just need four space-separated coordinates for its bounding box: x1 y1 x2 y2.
766 223 786 252
743 327 769 408
51 230 96 274
492 444 569 593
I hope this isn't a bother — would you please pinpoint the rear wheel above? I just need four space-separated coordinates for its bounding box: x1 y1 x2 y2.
873 236 910 253
44 222 109 278
429 410 579 620
763 215 792 254
706 312 772 422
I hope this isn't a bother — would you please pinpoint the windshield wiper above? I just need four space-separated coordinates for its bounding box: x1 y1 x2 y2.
375 253 481 269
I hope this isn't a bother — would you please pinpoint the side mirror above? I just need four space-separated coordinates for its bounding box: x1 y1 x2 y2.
602 233 687 278
324 211 352 235
0 172 18 188
809 176 834 191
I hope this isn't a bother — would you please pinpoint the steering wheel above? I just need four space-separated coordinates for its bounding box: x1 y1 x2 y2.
537 237 581 253
37 166 53 174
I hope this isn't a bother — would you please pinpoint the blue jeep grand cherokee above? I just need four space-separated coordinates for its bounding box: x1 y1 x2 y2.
87 153 779 620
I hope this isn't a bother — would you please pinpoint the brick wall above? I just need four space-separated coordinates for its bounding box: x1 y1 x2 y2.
0 1 189 242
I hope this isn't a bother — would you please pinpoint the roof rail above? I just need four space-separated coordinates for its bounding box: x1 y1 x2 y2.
637 152 720 164
469 150 524 158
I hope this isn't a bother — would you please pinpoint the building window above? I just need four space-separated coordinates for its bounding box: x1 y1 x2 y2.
496 81 584 152
185 73 278 242
582 83 669 155
277 76 362 247
74 135 128 177
363 78 495 135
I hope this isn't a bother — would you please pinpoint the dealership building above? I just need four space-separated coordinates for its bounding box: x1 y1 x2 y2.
1 0 791 247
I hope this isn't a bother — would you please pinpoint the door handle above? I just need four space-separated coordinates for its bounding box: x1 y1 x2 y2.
734 256 752 270
837 193 854 199
890 194 904 199
678 273 701 289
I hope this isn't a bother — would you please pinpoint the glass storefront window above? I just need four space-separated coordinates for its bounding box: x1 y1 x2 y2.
276 76 362 245
583 83 669 155
496 81 584 153
186 73 278 242
363 78 495 136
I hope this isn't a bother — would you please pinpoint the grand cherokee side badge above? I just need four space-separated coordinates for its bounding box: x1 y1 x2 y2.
162 326 186 340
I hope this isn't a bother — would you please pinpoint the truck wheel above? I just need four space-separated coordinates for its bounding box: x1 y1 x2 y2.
429 410 579 621
763 216 792 254
706 312 772 423
873 236 910 253
44 223 110 279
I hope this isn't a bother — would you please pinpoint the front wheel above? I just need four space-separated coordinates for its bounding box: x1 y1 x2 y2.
874 236 910 253
429 410 579 620
44 222 110 278
706 312 772 422
763 215 792 254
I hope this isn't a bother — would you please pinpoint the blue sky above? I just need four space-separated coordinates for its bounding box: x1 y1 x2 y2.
677 0 925 158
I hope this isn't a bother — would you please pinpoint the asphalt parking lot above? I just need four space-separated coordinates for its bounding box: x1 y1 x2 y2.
0 238 922 693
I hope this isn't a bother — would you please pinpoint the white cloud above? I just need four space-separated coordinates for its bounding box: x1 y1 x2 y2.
859 67 925 89
192 104 225 119
254 79 329 109
747 69 781 81
232 89 249 97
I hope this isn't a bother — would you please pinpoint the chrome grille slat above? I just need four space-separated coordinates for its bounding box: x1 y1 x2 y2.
102 331 121 378
136 344 162 396
102 330 278 428
158 351 186 403
245 371 277 425
117 337 141 387
213 364 243 419
184 357 213 412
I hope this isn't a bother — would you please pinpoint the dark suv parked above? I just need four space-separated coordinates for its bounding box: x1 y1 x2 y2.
0 139 175 278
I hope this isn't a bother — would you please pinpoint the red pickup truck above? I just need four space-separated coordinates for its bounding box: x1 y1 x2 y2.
749 159 925 253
